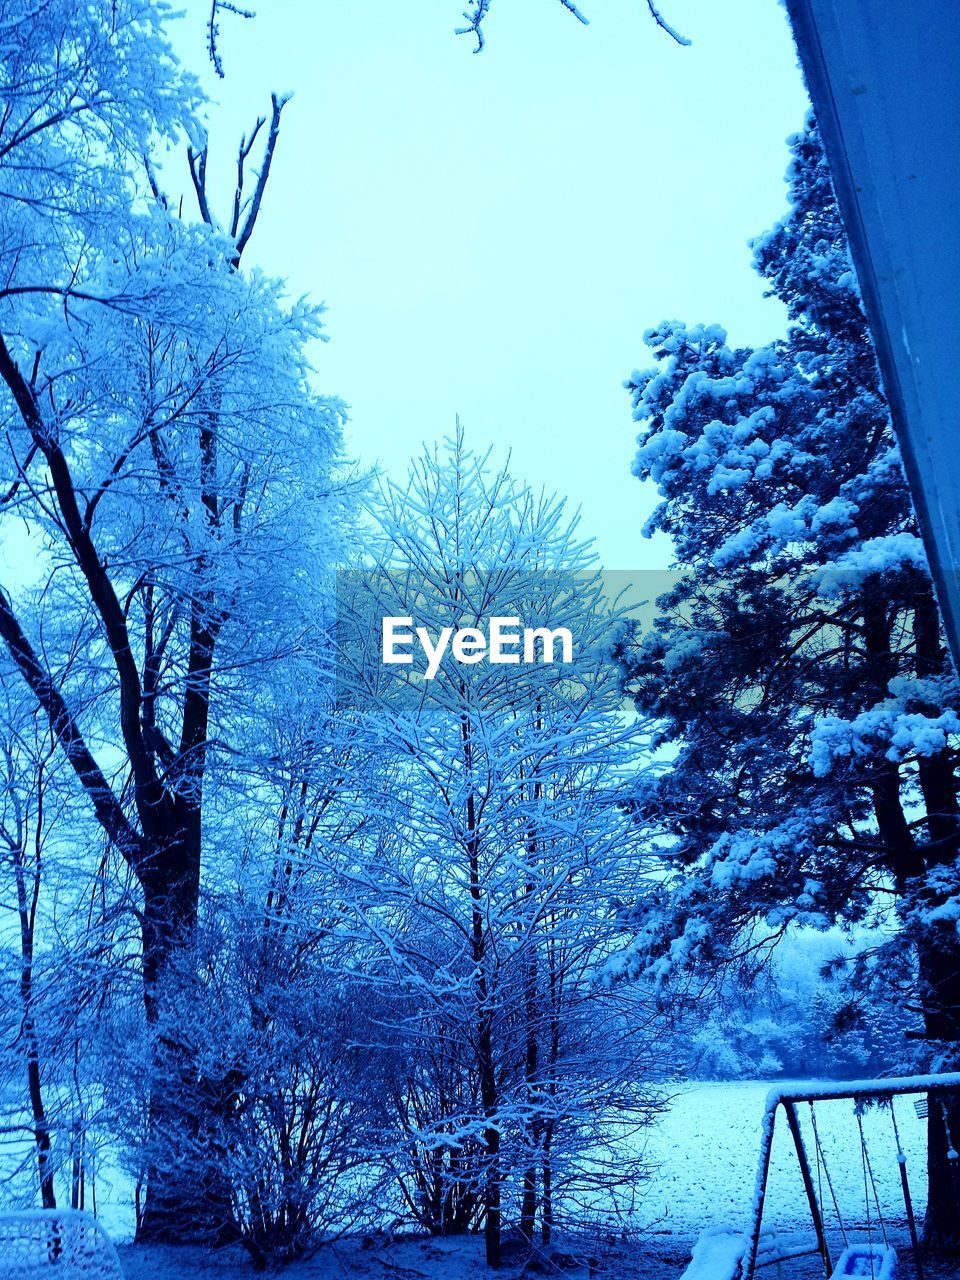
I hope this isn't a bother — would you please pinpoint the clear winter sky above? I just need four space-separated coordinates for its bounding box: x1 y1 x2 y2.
171 0 811 571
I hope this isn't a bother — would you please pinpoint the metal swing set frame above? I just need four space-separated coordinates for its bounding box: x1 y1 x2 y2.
742 1072 960 1280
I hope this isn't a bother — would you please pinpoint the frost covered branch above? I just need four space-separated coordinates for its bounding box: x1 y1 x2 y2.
645 0 691 46
188 92 290 264
455 0 690 52
207 0 256 78
456 0 587 51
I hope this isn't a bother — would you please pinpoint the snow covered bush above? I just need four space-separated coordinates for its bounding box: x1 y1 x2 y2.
114 904 388 1267
334 433 665 1265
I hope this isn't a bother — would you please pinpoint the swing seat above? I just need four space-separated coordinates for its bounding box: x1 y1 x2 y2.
679 1226 747 1280
680 1225 820 1280
829 1244 897 1280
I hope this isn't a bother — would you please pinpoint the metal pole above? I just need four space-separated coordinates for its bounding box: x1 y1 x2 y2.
898 1158 924 1280
890 1098 924 1280
743 1101 778 1280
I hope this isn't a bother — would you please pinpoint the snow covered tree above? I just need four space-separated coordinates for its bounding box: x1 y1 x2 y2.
671 927 916 1082
0 0 345 1239
0 656 142 1217
0 673 61 1211
336 433 663 1267
615 117 960 1250
109 664 394 1263
114 897 387 1267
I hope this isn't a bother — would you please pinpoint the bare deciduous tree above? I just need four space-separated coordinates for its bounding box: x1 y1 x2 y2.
0 0 344 1239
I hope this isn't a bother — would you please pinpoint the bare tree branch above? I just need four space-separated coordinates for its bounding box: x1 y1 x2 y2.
0 585 144 868
455 0 690 52
455 0 492 53
230 114 265 239
187 143 217 231
0 439 38 509
235 93 288 261
645 0 691 46
186 93 289 265
0 332 164 809
207 0 256 79
143 154 170 211
556 0 590 24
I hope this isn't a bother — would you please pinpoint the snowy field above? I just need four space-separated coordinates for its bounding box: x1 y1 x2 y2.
1 1080 943 1278
636 1080 929 1239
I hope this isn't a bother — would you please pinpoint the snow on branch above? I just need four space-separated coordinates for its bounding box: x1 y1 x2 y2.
455 0 690 53
187 91 290 265
645 0 691 46
207 0 256 79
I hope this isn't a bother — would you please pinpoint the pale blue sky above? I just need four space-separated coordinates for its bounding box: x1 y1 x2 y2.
172 0 811 569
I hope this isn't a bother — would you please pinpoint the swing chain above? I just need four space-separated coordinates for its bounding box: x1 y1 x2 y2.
856 1102 888 1274
809 1102 848 1248
939 1097 959 1162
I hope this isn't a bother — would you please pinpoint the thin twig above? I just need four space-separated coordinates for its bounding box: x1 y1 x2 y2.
645 0 691 46
456 0 690 52
208 0 256 78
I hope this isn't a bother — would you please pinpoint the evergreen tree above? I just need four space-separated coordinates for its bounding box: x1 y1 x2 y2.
615 116 960 1250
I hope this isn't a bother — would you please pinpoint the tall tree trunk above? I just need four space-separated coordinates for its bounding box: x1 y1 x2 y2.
876 757 960 1251
135 827 198 1241
474 926 500 1267
519 861 541 1243
541 1122 554 1249
519 1164 538 1246
915 835 960 1252
134 813 236 1245
13 841 56 1210
541 931 561 1251
912 584 960 1250
461 714 501 1268
863 593 960 1248
916 937 960 1251
474 900 501 1269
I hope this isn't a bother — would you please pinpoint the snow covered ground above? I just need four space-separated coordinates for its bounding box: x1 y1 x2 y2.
636 1080 929 1239
1 1080 942 1277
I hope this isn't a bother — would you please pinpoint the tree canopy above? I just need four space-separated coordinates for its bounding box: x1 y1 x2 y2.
615 116 960 1246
